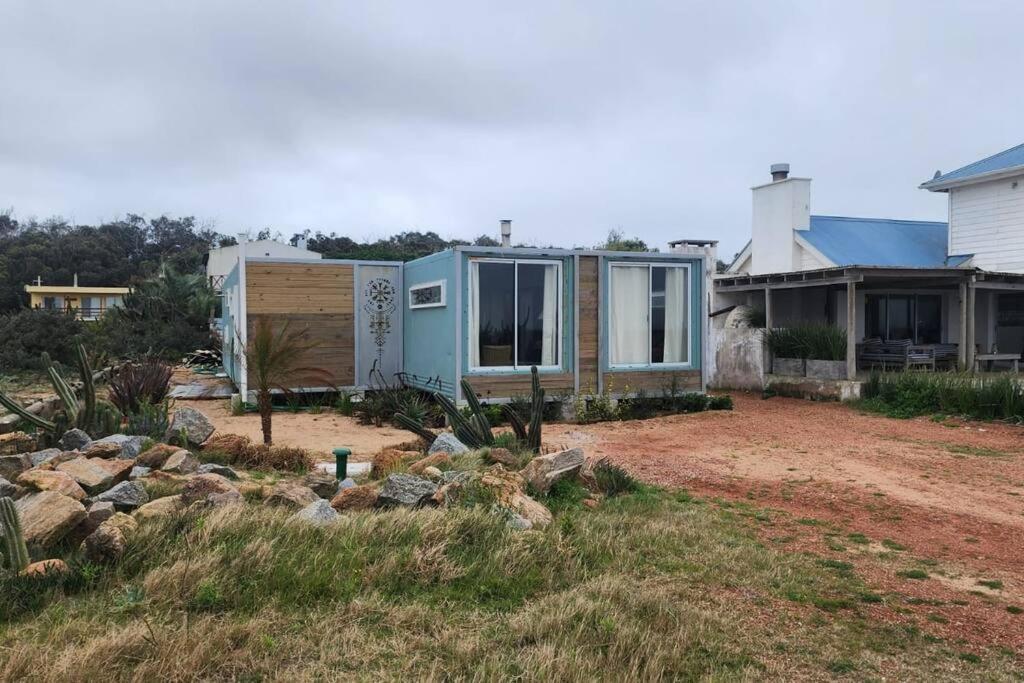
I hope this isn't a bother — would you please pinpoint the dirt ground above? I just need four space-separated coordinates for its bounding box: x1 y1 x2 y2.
174 399 410 462
548 393 1024 652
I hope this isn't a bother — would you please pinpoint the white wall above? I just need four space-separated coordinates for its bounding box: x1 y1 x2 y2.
207 241 321 287
750 177 811 275
949 173 1024 273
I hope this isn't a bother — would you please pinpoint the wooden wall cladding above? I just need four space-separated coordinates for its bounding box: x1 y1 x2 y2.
601 369 700 394
463 372 575 400
577 255 600 394
246 263 354 315
246 313 355 388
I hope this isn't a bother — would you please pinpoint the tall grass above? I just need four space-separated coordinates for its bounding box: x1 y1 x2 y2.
763 324 846 361
862 370 1024 421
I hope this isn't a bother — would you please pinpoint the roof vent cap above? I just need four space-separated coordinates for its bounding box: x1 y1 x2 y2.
770 163 790 181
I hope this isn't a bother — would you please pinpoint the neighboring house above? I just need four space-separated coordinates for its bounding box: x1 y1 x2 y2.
205 239 321 291
24 275 130 321
219 235 714 403
714 151 1024 385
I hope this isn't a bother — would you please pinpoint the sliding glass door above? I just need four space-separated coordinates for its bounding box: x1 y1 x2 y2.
864 293 942 343
609 263 689 366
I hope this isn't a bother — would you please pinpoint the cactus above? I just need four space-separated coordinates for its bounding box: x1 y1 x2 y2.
460 381 495 446
0 393 56 433
393 413 437 444
501 366 545 452
1 497 30 573
76 344 96 431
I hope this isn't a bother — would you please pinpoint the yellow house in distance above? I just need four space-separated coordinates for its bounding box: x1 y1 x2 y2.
24 275 131 321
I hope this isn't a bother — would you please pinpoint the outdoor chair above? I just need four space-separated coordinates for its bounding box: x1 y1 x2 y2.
857 338 936 370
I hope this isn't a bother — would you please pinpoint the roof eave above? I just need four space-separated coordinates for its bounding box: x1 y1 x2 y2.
920 164 1024 192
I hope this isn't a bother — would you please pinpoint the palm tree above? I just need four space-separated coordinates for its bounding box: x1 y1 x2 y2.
244 317 329 445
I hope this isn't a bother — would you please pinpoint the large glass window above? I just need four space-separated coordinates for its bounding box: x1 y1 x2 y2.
610 263 689 366
864 293 942 343
469 260 560 369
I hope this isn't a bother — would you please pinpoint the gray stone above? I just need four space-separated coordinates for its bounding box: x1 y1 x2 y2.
164 407 215 447
303 471 340 499
59 428 92 451
66 500 116 545
337 477 357 491
130 466 151 480
376 474 438 508
292 499 339 526
93 481 150 511
197 463 239 480
26 448 63 468
264 482 320 510
427 432 469 456
0 475 16 498
94 434 147 459
439 470 475 486
161 450 199 474
0 454 31 481
507 514 533 531
519 447 585 494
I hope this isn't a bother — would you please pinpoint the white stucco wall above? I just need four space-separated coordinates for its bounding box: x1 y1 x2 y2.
749 177 811 275
949 173 1024 273
207 240 321 287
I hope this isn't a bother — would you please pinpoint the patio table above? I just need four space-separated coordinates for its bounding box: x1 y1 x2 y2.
973 353 1020 372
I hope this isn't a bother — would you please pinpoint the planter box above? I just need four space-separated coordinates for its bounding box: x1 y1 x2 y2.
806 359 847 380
772 357 805 376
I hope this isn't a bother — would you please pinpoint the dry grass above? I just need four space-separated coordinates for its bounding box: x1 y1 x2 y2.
0 490 1019 680
201 433 313 472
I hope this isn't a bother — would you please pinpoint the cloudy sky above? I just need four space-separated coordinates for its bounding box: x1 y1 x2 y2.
1 2 1022 257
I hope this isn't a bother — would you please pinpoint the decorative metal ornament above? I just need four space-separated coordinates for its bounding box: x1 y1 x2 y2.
363 277 397 364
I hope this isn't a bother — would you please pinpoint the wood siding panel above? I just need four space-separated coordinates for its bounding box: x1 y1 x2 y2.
245 261 356 387
950 178 1024 272
602 370 700 394
578 256 600 394
463 372 575 400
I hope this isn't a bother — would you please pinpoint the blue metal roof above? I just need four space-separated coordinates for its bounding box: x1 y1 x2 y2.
922 142 1024 189
798 215 949 267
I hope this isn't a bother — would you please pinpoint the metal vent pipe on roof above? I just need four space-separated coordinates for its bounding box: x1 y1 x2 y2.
770 163 790 181
500 219 512 247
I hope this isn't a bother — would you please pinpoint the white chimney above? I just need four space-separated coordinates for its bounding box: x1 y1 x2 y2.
500 219 512 248
749 164 810 275
73 272 79 287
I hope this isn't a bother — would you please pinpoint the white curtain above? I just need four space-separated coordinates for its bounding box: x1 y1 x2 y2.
663 267 688 363
468 262 480 367
610 266 649 364
540 264 558 365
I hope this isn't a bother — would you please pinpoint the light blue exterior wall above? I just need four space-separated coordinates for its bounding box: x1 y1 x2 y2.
598 253 704 374
402 250 458 398
459 251 576 378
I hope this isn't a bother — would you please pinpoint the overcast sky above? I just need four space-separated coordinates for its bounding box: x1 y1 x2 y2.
2 2 1022 257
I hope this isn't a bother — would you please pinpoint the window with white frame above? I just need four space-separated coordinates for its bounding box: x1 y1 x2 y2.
609 263 689 366
409 280 446 309
468 259 561 369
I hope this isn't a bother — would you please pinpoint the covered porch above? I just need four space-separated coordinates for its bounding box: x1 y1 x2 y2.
714 266 1024 379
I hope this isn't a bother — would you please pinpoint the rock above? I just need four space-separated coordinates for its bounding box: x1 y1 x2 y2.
93 481 149 511
582 498 599 510
136 443 180 468
577 456 609 493
164 407 215 447
180 473 238 505
478 466 552 529
56 457 114 495
161 450 199 474
81 441 123 459
14 491 87 547
130 466 151 480
59 428 92 451
92 458 135 485
65 500 116 546
330 484 379 512
507 514 533 531
519 447 585 495
408 451 451 475
0 476 16 498
486 447 520 469
82 522 126 563
427 432 469 456
206 489 243 507
0 431 36 455
104 511 139 536
93 434 146 459
21 559 70 578
371 448 420 478
292 499 339 526
264 482 320 510
421 466 443 481
303 471 340 498
0 453 31 481
337 477 356 491
197 463 239 480
26 448 63 468
133 494 184 520
376 474 438 508
17 469 87 501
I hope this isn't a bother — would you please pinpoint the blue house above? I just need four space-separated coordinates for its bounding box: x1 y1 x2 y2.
220 237 714 404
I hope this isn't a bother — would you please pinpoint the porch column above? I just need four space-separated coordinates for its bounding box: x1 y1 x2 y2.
846 280 857 379
959 281 968 369
966 276 977 371
763 287 773 329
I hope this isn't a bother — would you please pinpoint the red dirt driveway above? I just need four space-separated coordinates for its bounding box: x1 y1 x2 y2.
548 393 1024 651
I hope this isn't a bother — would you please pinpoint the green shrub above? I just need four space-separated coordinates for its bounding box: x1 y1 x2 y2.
763 324 845 361
334 390 355 416
0 309 85 372
860 371 1024 422
708 395 734 411
593 461 639 497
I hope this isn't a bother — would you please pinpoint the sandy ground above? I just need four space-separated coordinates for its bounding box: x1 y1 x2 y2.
174 399 410 462
548 393 1024 651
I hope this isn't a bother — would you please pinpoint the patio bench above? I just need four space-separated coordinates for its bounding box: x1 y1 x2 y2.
858 338 936 370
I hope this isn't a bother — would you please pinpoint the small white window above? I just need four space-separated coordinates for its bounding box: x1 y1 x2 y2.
409 280 446 309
